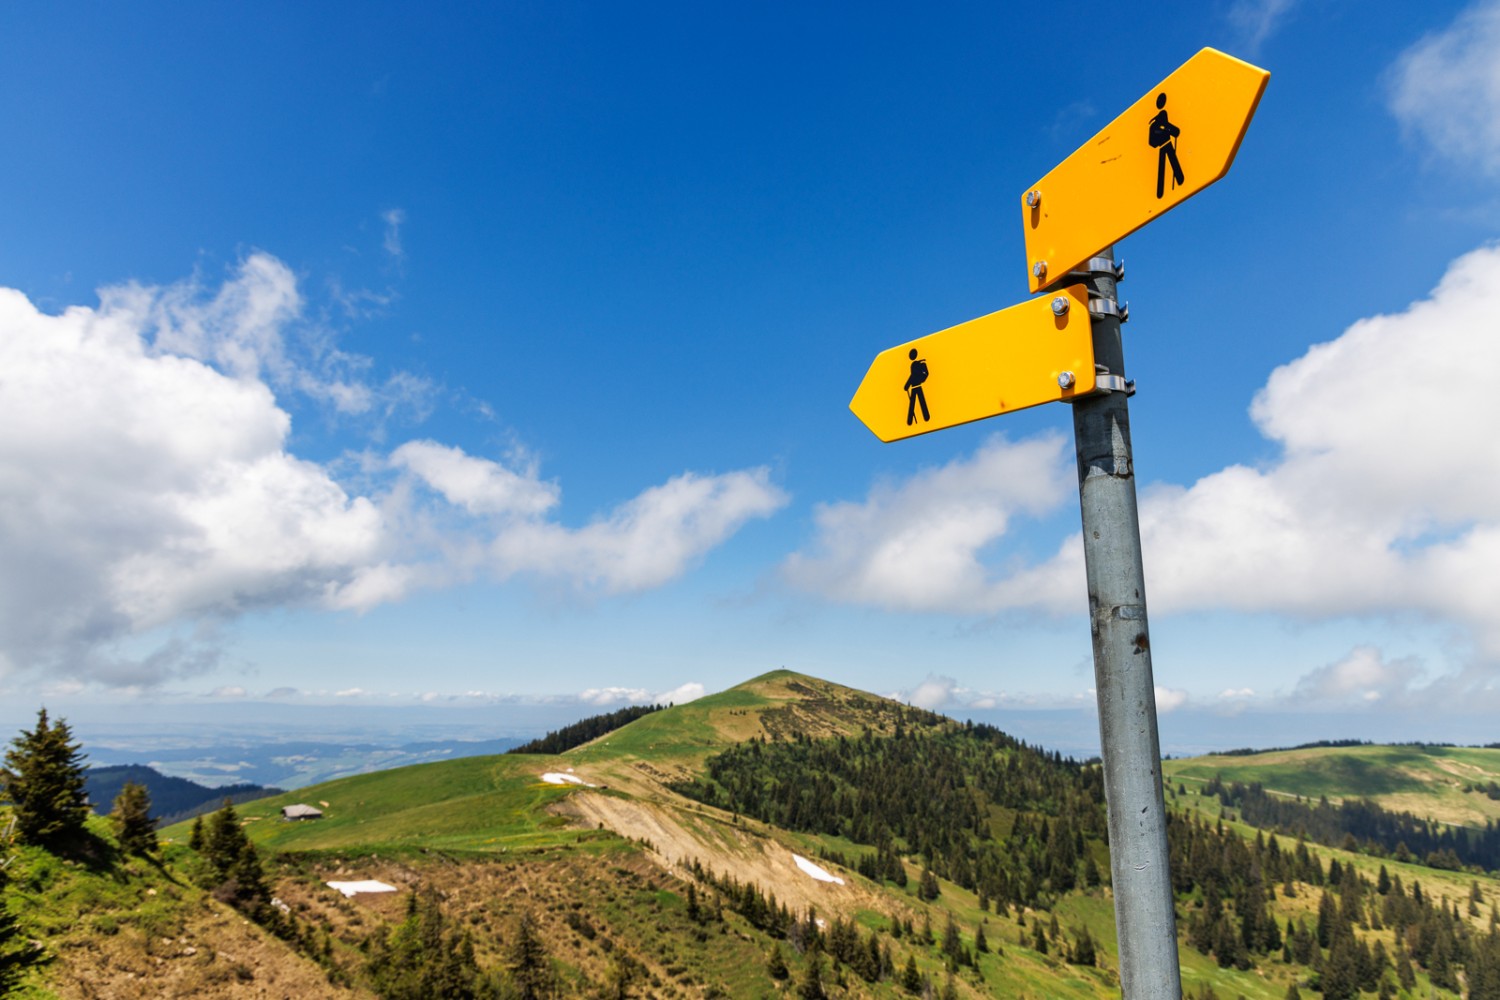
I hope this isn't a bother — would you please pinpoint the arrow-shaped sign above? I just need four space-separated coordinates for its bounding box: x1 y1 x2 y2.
849 284 1095 442
1021 47 1269 293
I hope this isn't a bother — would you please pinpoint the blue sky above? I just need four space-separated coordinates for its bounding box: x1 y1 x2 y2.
3 1 1500 746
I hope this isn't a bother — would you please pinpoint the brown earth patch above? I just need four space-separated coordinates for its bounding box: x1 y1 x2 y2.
41 893 367 1000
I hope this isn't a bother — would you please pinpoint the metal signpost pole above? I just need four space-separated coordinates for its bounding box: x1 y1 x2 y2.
1068 247 1181 999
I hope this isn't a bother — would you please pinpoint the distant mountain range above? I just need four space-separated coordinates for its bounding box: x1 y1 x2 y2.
82 735 525 790
84 763 281 826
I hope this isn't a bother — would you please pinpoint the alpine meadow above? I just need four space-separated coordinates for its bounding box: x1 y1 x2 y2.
6 3 1500 999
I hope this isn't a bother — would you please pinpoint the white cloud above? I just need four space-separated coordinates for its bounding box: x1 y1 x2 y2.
209 685 248 699
1286 646 1426 707
907 675 959 710
579 686 651 705
1154 686 1189 714
577 682 706 706
382 208 406 261
1389 0 1500 176
490 468 787 594
657 682 706 705
787 244 1500 690
1227 0 1300 54
0 266 386 685
0 256 786 689
782 434 1073 613
391 440 559 518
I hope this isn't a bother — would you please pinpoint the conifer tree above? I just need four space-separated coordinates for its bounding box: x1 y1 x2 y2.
0 843 32 994
767 944 790 980
900 955 921 993
3 709 89 849
919 866 940 901
366 889 497 999
941 913 963 964
110 780 157 855
798 948 827 1000
1069 925 1097 967
508 911 554 999
196 800 275 925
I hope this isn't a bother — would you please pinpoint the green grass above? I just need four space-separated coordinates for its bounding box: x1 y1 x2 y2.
1164 744 1500 827
161 753 613 854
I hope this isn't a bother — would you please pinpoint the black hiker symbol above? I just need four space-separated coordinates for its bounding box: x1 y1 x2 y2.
1149 92 1184 199
904 348 930 425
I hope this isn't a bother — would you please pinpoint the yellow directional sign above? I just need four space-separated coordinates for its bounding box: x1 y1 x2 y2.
1021 48 1269 293
849 285 1095 442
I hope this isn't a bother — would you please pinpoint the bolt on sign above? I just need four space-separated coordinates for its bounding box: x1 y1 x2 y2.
1021 47 1270 292
849 285 1094 442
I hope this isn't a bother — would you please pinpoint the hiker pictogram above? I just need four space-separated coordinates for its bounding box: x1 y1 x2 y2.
904 348 930 425
1149 92 1184 199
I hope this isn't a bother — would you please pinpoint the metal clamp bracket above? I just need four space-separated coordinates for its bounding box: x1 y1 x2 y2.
1094 373 1136 395
1087 295 1129 322
1067 257 1125 282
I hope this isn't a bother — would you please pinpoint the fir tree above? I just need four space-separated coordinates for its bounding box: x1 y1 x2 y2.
508 911 555 999
919 866 941 901
110 780 157 855
3 709 89 849
798 949 827 1000
767 944 790 980
901 955 922 993
941 913 963 964
197 800 275 925
0 839 34 994
366 889 498 999
1069 925 1097 967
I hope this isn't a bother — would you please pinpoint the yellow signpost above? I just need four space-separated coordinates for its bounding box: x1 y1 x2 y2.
849 284 1094 442
1021 47 1270 292
846 45 1271 1000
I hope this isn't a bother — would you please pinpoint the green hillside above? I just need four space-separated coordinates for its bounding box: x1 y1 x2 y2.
1164 743 1500 827
12 672 1500 999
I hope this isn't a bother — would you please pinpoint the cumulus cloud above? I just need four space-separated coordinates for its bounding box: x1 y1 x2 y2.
1154 686 1189 714
907 675 959 710
0 264 386 684
579 686 651 706
1389 0 1500 176
1286 646 1426 707
578 682 706 706
490 469 787 593
657 682 706 705
0 256 786 689
782 434 1073 612
391 440 559 518
787 244 1500 684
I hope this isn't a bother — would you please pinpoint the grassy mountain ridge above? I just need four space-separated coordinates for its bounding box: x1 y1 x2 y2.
1164 744 1500 828
10 671 1500 998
